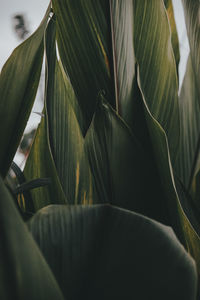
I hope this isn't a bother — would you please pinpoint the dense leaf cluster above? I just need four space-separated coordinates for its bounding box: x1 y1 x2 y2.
0 1 199 299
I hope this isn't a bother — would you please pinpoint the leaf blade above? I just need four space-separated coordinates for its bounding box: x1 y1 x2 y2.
28 204 197 300
133 0 179 164
0 176 64 300
0 5 51 177
176 0 200 192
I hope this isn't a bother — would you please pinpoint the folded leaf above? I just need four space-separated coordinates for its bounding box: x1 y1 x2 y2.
28 204 197 300
25 17 94 208
85 96 170 224
52 0 137 131
52 0 114 131
176 55 200 189
137 69 200 276
0 176 64 300
133 0 179 165
24 114 66 211
164 0 180 76
0 5 51 177
176 0 200 194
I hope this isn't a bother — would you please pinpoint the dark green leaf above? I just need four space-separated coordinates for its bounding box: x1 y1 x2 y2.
24 114 66 211
137 70 200 276
176 55 200 189
52 0 137 131
176 0 200 193
28 204 197 300
52 0 114 131
0 176 64 300
85 96 170 224
25 17 95 208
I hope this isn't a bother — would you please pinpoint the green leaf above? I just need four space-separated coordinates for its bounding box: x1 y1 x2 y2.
133 0 179 165
24 114 66 212
47 61 94 205
85 96 171 224
0 176 64 300
0 5 51 178
52 0 137 131
24 17 94 208
137 70 200 276
45 17 94 205
23 19 66 211
52 0 113 131
108 0 135 118
190 169 200 213
176 56 200 189
164 0 180 76
28 204 197 300
176 0 200 192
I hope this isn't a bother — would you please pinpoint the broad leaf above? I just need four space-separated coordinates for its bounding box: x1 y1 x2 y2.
108 0 135 118
52 0 114 131
137 70 200 276
177 56 200 189
25 17 94 207
0 176 64 300
52 0 137 132
85 96 171 224
47 62 94 205
28 204 197 300
176 0 200 193
0 5 50 178
44 17 94 205
24 19 66 211
133 0 179 165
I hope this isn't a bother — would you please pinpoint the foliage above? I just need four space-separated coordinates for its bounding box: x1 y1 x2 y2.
0 0 200 299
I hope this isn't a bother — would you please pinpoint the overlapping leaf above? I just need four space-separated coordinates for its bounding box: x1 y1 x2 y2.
52 0 113 131
177 56 200 189
52 0 138 131
133 0 179 165
137 70 200 275
164 0 180 76
28 204 197 300
24 113 67 211
0 5 50 177
24 17 94 208
85 96 170 224
0 176 64 300
176 0 200 194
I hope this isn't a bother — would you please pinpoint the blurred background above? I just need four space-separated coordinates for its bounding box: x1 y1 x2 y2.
0 0 190 167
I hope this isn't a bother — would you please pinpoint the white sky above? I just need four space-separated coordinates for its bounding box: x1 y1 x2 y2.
0 0 49 69
0 1 189 72
0 0 189 83
0 0 190 166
